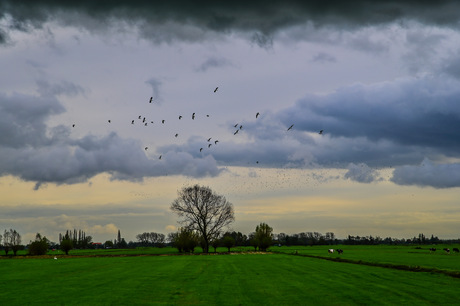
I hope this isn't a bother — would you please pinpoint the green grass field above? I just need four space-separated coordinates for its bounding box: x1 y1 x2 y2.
1 245 460 305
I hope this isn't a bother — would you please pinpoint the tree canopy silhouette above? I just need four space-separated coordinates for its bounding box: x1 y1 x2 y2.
170 184 234 253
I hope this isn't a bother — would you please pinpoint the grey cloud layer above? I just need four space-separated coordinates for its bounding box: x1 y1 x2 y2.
0 90 222 188
279 76 460 152
2 1 460 45
392 159 460 189
164 75 459 188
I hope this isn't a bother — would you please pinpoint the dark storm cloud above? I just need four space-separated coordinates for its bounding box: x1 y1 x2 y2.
268 75 460 187
278 76 460 153
2 1 460 45
391 159 460 188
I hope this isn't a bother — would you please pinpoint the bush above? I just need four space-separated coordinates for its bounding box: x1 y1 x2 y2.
28 233 50 255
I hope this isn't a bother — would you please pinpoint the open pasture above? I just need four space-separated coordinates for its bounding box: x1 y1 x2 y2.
1 250 460 305
274 245 460 274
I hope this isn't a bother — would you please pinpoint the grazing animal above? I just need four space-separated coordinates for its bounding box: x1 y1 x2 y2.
429 248 436 252
328 249 334 254
256 112 260 118
453 248 459 253
336 249 343 254
287 124 294 131
443 248 450 254
319 130 323 134
54 256 57 260
214 87 218 92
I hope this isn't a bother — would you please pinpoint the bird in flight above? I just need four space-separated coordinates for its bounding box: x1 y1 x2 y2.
214 140 219 144
179 115 182 120
162 120 165 124
159 155 162 159
256 112 260 118
108 120 111 123
143 117 146 123
192 113 195 120
234 130 239 135
138 116 141 119
149 97 153 103
214 87 218 93
145 147 148 150
200 148 203 152
208 144 212 148
287 124 294 131
239 125 243 130
234 123 238 128
319 130 323 135
131 120 134 124
72 124 75 127
175 133 179 137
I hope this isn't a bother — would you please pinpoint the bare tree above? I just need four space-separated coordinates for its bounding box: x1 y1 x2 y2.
3 230 10 255
170 184 234 253
4 229 22 256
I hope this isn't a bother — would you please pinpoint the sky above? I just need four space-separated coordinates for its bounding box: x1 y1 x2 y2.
1 1 460 243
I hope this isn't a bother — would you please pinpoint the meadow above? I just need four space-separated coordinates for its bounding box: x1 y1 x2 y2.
1 245 459 305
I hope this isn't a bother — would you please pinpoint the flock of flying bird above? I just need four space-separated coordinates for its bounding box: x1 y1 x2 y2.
72 86 324 163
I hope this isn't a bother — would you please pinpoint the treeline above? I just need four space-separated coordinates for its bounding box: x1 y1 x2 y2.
275 232 336 246
343 233 460 245
2 227 459 257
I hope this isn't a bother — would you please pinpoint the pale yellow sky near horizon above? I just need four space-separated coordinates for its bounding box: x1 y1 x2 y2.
1 166 459 243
